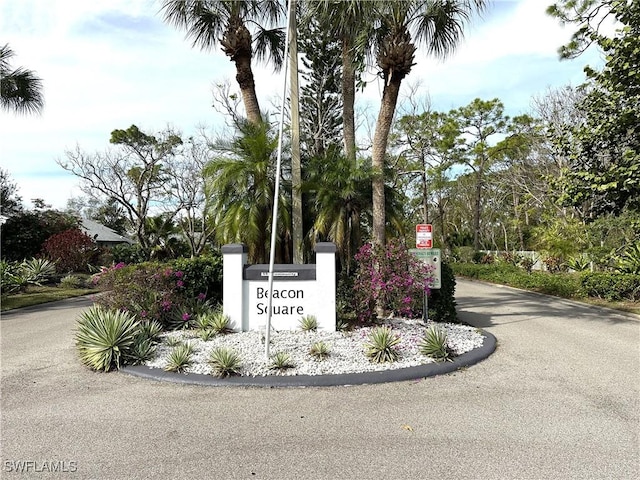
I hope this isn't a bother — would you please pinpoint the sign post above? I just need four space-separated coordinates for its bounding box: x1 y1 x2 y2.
410 247 441 323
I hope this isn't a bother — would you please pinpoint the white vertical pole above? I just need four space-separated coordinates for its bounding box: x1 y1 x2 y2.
265 0 294 359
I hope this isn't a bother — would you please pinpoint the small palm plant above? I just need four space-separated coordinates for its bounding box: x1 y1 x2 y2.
164 343 194 373
298 315 318 332
269 351 295 371
309 341 330 360
209 347 243 378
419 325 454 362
364 325 401 363
75 306 139 372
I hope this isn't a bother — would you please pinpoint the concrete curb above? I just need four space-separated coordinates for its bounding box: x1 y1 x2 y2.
121 330 496 388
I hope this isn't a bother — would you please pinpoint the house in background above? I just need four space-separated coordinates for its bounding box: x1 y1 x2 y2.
79 219 134 247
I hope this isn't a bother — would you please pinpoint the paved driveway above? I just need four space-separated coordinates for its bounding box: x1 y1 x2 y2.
1 281 638 479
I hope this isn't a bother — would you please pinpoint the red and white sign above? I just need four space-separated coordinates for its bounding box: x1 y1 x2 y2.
416 224 433 249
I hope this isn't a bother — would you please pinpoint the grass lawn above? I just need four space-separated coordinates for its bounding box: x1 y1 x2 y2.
1 286 99 312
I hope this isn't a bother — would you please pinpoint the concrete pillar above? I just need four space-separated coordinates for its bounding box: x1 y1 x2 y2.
315 242 337 331
221 244 247 332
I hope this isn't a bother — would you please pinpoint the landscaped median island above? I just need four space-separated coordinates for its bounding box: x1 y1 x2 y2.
142 318 486 377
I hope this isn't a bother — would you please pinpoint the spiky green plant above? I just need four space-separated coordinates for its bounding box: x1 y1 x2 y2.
21 258 57 284
209 347 243 378
364 326 401 363
419 325 454 362
209 310 234 335
164 343 194 373
298 314 318 332
59 274 84 289
269 351 295 370
164 335 183 347
198 328 217 341
309 341 330 360
75 306 139 372
136 320 163 343
127 337 157 365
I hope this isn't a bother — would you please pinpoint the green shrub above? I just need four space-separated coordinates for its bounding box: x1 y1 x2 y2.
419 325 454 362
309 341 330 360
59 274 84 289
298 315 318 332
614 242 640 274
580 273 640 301
164 343 195 372
209 347 242 377
194 310 234 335
170 254 223 306
110 243 147 265
428 263 457 323
269 351 295 370
364 325 401 363
75 306 139 372
128 337 156 365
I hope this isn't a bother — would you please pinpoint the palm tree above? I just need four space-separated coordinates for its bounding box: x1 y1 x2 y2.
204 121 291 264
161 0 285 125
0 44 44 115
368 0 487 248
304 149 368 274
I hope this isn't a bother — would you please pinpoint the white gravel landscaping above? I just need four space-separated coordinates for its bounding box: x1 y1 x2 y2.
144 318 486 377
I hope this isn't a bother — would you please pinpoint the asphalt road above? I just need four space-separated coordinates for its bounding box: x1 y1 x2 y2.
1 280 638 480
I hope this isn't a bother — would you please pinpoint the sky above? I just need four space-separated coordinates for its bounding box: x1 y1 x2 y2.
0 0 604 211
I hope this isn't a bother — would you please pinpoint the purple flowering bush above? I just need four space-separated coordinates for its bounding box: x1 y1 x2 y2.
94 262 211 330
353 241 434 323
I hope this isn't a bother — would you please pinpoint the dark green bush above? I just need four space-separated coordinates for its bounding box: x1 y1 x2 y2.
428 263 457 323
580 273 640 301
169 254 223 306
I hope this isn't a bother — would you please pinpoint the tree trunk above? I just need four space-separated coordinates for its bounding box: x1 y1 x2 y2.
372 77 402 249
473 169 482 250
234 54 262 125
342 39 356 164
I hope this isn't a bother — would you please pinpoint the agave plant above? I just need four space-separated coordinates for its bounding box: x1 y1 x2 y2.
164 343 194 373
309 341 330 360
127 337 157 365
194 310 234 336
21 258 57 284
615 242 640 274
136 320 163 343
75 306 139 372
209 347 243 378
364 326 401 363
298 315 318 332
269 351 295 371
419 325 454 362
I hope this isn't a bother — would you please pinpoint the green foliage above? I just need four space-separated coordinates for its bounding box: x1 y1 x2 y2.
128 337 156 365
298 315 318 332
614 242 640 274
208 347 243 378
309 341 330 360
194 309 234 336
75 306 139 372
566 254 592 272
169 254 223 305
136 320 163 344
428 263 458 323
1 258 57 294
110 243 147 265
164 343 194 373
419 325 454 362
269 351 295 371
580 273 640 301
364 326 401 363
451 262 582 298
59 274 84 289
